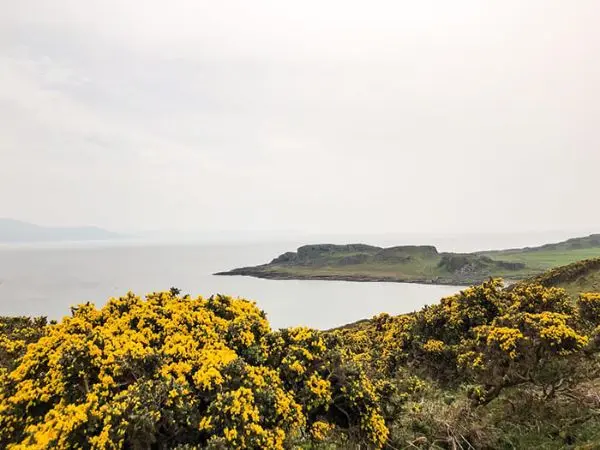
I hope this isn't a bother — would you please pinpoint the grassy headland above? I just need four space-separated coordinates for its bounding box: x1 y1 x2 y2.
216 234 600 285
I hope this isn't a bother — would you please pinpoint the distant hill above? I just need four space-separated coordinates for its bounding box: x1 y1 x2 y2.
0 219 123 243
480 233 600 254
216 234 600 286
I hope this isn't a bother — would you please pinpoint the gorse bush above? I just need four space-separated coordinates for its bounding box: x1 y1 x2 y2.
579 292 600 324
0 293 386 449
0 316 47 372
2 275 600 449
331 279 600 448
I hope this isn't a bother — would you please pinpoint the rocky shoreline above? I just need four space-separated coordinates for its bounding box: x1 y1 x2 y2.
214 268 485 286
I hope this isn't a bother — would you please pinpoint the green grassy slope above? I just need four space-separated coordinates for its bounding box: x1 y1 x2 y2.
216 234 600 285
515 257 600 295
480 248 600 270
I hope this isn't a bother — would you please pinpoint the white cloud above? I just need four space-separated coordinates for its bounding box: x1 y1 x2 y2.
0 0 599 233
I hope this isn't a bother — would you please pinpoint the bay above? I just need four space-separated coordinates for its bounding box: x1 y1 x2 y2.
0 241 463 329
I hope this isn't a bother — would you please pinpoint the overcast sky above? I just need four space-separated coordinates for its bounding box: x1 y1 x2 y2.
1 1 598 234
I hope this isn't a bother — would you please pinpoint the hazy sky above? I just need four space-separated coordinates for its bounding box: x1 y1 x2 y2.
1 1 599 234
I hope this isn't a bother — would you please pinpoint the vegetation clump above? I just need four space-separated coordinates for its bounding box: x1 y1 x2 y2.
0 293 386 449
332 277 600 448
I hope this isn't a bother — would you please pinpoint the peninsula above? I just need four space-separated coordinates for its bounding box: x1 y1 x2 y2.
215 234 600 285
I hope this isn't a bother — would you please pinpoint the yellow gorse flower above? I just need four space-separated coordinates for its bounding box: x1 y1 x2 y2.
0 291 388 449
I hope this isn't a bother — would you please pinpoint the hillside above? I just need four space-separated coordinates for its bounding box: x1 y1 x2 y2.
216 234 600 286
0 218 123 243
515 257 600 295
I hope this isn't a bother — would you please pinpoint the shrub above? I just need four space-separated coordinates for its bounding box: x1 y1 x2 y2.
0 292 387 449
578 293 600 324
0 316 47 372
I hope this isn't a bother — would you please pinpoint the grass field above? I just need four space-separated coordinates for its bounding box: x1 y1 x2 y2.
482 248 600 268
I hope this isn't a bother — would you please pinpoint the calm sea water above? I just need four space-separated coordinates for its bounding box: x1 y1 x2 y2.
0 231 590 329
0 241 466 329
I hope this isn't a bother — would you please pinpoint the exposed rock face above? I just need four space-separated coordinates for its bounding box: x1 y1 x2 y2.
495 260 527 271
296 244 381 260
438 254 525 275
270 252 298 264
438 254 483 273
270 244 441 267
336 254 371 265
270 244 382 266
374 246 439 263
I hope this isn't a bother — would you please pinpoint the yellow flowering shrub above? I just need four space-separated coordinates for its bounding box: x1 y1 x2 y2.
422 339 446 353
0 292 389 449
418 279 506 341
456 289 589 404
332 313 415 378
0 317 47 372
328 364 389 448
478 326 524 359
265 326 392 447
310 420 335 441
578 293 600 324
522 312 588 351
505 284 572 315
335 279 597 412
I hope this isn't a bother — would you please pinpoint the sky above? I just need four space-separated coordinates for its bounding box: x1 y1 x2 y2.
1 1 599 235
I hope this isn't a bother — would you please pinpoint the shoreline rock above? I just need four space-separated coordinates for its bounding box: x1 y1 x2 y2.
213 268 497 287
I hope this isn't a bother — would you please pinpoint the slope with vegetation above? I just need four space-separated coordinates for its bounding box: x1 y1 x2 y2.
2 260 600 448
216 234 600 286
513 257 600 296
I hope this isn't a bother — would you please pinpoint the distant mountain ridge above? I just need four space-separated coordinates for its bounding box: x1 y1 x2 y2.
0 219 123 243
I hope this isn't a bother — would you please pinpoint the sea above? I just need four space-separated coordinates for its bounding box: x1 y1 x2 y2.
0 231 591 329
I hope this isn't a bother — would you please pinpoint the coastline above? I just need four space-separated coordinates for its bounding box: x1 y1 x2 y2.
214 268 505 287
